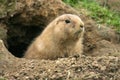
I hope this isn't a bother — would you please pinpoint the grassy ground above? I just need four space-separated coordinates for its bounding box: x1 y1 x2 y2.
0 0 16 18
63 0 120 33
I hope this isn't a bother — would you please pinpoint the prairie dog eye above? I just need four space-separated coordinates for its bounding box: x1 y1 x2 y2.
80 25 84 28
65 19 71 24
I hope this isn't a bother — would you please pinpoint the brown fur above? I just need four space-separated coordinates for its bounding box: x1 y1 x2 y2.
24 14 85 60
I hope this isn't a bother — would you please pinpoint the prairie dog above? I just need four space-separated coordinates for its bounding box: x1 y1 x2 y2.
24 14 85 60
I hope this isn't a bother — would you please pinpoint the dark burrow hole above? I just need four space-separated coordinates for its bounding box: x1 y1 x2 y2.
6 24 44 58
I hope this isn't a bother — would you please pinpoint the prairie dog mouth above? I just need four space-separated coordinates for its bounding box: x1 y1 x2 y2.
75 30 82 35
75 27 84 35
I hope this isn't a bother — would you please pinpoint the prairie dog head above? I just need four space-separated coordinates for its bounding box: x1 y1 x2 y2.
53 14 84 40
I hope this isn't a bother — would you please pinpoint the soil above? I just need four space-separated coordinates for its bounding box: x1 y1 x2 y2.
0 40 119 80
1 56 120 80
0 0 120 80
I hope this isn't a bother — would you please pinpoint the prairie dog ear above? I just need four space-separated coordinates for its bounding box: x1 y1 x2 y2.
56 19 60 24
55 18 63 24
55 15 68 24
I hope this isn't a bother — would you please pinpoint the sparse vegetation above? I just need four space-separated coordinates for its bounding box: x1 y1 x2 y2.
63 0 120 33
0 0 16 18
0 77 6 80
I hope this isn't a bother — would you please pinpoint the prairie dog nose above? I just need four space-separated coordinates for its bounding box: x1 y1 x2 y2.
80 24 85 32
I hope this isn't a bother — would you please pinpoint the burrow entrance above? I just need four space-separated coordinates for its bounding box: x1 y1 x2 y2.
6 16 46 58
7 25 43 58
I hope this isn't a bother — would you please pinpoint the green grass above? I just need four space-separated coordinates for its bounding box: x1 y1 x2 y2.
0 0 16 18
63 0 120 33
0 77 6 80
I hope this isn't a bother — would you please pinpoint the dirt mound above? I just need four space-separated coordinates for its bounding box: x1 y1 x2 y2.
0 0 120 79
2 56 120 80
0 40 120 80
